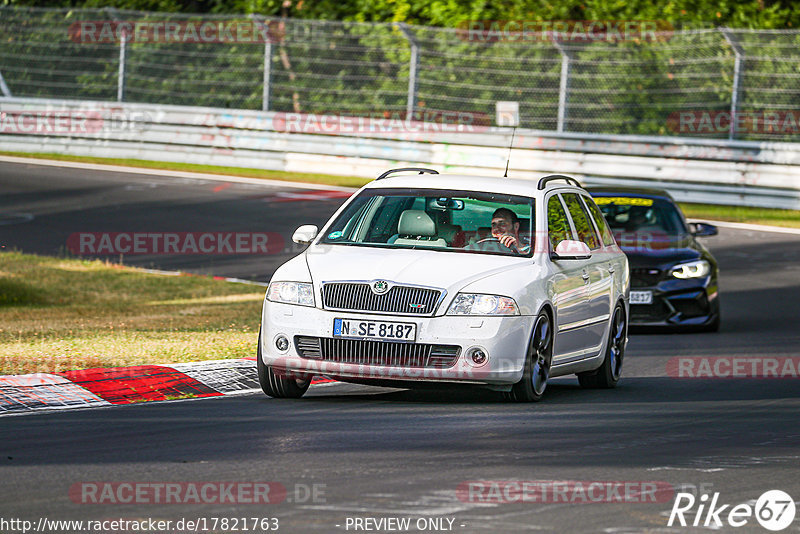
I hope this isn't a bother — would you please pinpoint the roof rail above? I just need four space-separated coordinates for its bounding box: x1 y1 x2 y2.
537 174 583 190
376 167 439 180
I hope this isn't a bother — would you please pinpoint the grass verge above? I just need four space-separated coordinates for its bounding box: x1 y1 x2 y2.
3 151 800 228
0 251 264 376
679 202 800 229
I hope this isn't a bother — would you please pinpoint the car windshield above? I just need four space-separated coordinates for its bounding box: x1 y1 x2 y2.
595 196 688 238
321 188 534 257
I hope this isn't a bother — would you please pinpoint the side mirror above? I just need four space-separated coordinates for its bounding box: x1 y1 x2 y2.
292 224 319 245
690 222 718 237
551 240 592 260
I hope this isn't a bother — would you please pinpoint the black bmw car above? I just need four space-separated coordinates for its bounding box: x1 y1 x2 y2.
588 187 721 332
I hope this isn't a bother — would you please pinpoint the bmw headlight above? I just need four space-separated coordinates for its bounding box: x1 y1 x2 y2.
670 260 711 279
447 294 519 316
267 281 315 307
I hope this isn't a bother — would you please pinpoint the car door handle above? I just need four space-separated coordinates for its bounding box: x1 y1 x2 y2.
582 272 590 282
607 265 615 274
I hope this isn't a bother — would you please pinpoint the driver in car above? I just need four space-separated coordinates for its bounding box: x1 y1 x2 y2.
467 208 531 254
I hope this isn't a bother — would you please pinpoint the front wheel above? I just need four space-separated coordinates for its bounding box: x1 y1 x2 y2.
700 303 721 332
578 302 626 389
505 312 552 402
257 330 311 399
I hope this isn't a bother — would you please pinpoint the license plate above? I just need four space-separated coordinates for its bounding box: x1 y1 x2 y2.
630 290 653 305
333 318 416 342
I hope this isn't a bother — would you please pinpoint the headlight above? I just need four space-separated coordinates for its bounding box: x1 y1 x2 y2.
670 260 711 279
446 294 519 316
267 282 315 307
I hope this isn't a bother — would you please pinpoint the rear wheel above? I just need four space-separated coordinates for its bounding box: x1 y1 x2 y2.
578 302 626 389
257 329 311 399
505 312 552 402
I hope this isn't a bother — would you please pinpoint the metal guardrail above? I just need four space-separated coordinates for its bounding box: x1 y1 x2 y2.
4 8 800 143
2 97 800 209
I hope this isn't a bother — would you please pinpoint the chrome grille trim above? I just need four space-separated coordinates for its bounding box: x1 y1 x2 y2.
322 281 445 316
294 336 460 368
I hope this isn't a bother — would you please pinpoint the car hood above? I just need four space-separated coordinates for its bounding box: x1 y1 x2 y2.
305 244 529 294
618 234 702 269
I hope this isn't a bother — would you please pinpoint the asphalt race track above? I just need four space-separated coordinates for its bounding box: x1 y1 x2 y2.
1 160 800 533
0 159 348 281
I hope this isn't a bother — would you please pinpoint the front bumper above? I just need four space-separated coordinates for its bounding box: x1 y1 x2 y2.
629 276 719 328
261 301 535 386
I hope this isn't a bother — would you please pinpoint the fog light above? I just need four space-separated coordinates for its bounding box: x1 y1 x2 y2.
275 335 289 352
468 347 488 366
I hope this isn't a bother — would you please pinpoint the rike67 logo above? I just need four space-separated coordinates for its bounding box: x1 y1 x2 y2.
668 489 796 531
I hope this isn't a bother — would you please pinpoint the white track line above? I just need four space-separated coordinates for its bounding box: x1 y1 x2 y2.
689 219 800 236
0 155 358 192
136 267 268 287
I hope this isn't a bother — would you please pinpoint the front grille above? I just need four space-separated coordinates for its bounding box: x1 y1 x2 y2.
631 268 663 287
669 291 709 319
294 336 460 368
295 336 322 358
630 298 671 321
322 282 443 316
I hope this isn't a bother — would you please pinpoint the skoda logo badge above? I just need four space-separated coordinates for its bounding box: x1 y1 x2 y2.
372 280 389 294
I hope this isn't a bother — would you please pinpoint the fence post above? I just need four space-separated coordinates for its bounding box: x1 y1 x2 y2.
253 15 272 112
263 39 272 111
397 23 419 118
720 27 743 141
108 8 127 102
0 70 12 97
553 39 572 133
117 29 127 102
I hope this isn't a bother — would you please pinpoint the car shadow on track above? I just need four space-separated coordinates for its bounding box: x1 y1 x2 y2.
299 375 800 406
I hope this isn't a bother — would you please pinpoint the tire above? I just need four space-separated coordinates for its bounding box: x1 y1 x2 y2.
699 314 721 333
700 303 721 332
504 311 553 402
257 329 311 399
578 302 626 389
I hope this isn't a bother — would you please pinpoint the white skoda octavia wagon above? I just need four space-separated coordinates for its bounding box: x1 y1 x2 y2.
259 169 630 401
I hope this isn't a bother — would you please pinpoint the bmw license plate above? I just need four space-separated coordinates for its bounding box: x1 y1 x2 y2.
333 318 416 342
630 290 653 305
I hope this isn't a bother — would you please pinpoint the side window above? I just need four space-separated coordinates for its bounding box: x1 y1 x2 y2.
547 195 572 251
582 195 616 247
562 193 601 250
